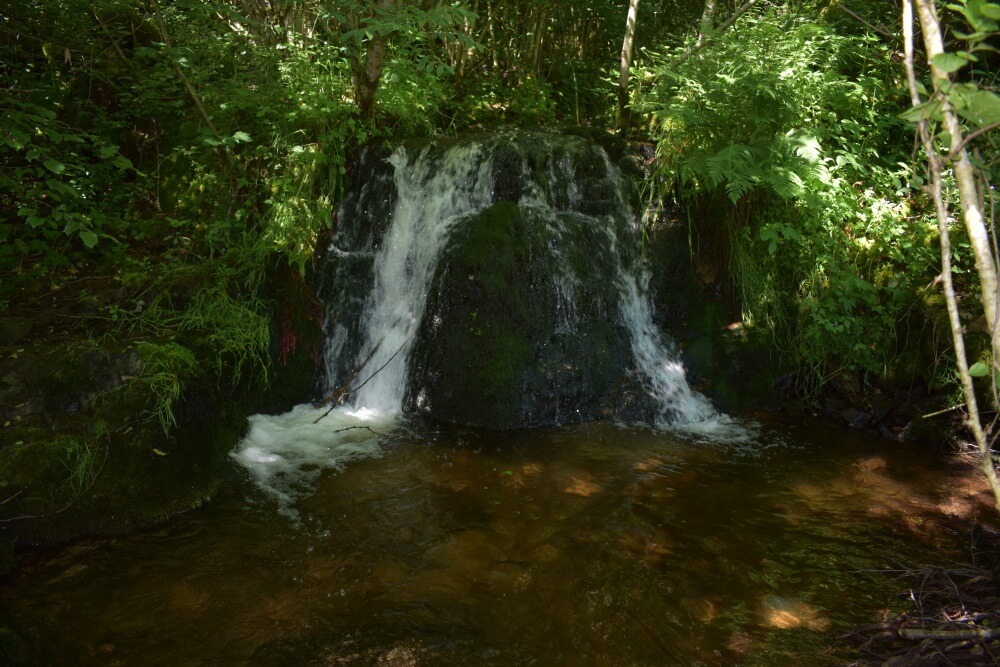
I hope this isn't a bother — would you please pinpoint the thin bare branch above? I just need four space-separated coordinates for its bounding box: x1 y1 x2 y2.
313 337 409 424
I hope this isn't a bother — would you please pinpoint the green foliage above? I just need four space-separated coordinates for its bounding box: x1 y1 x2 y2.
122 251 272 433
60 429 105 496
910 0 1000 178
639 4 940 384
0 98 135 278
454 75 558 126
131 342 199 434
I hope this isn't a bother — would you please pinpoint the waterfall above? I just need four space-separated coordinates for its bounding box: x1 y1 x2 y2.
321 131 716 425
619 269 717 424
343 143 494 414
233 131 740 513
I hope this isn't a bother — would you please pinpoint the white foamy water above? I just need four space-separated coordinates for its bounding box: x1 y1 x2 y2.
344 143 493 413
618 269 716 424
230 404 389 519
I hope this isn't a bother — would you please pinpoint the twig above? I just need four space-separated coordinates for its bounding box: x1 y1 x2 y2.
314 337 384 409
148 0 222 138
0 491 23 505
330 425 387 437
923 403 965 419
343 338 409 397
836 3 898 39
899 627 1000 641
670 0 759 66
313 337 409 424
950 122 1000 160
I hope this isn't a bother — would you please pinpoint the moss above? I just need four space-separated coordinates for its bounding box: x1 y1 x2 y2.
407 197 645 429
646 222 790 412
415 201 541 428
0 348 247 548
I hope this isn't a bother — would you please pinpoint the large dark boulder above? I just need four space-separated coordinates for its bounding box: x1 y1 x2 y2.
405 201 650 429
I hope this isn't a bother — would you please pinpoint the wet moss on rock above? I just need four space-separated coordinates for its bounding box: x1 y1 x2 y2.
0 372 245 547
407 201 645 429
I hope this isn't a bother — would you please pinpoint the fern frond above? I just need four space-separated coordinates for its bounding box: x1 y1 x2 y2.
765 167 805 199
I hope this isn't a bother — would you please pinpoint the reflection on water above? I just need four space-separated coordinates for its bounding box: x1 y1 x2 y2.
3 416 995 665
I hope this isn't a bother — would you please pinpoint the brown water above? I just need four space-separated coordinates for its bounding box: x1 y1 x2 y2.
3 416 993 665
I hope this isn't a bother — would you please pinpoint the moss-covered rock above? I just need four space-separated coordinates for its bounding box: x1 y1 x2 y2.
406 201 647 429
0 370 245 547
245 262 324 414
0 255 325 548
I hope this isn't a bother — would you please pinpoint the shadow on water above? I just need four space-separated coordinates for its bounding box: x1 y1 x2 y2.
4 415 998 665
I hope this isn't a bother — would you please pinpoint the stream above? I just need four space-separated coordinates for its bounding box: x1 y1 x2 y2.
3 131 990 664
3 414 991 665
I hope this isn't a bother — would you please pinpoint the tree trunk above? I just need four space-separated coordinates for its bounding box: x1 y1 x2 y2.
673 0 758 66
618 0 640 122
487 0 498 71
904 0 1000 515
696 0 715 49
351 0 396 118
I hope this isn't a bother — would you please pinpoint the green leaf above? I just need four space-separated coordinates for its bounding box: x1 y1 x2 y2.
933 52 968 73
232 131 252 143
983 3 1000 20
79 230 99 248
43 158 65 174
957 90 1000 126
969 361 991 377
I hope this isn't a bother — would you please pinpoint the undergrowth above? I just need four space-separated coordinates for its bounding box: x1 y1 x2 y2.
637 2 945 393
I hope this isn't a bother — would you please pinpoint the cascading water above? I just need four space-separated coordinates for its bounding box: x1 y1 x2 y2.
335 143 494 414
232 130 743 514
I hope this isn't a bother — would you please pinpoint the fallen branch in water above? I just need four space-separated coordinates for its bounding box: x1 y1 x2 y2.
842 564 1000 664
313 337 410 424
899 627 1000 641
314 338 384 409
330 425 387 437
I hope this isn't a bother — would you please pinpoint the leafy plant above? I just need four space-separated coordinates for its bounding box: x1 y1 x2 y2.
0 98 136 276
638 3 941 386
131 341 199 434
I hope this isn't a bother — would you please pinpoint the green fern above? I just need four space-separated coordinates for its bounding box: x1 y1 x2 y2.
637 2 940 385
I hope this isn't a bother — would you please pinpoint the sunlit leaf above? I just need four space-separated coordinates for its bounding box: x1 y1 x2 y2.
969 361 991 377
43 158 65 174
956 90 1000 126
932 52 968 73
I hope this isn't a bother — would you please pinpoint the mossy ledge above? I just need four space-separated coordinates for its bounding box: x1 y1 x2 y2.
0 259 321 553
